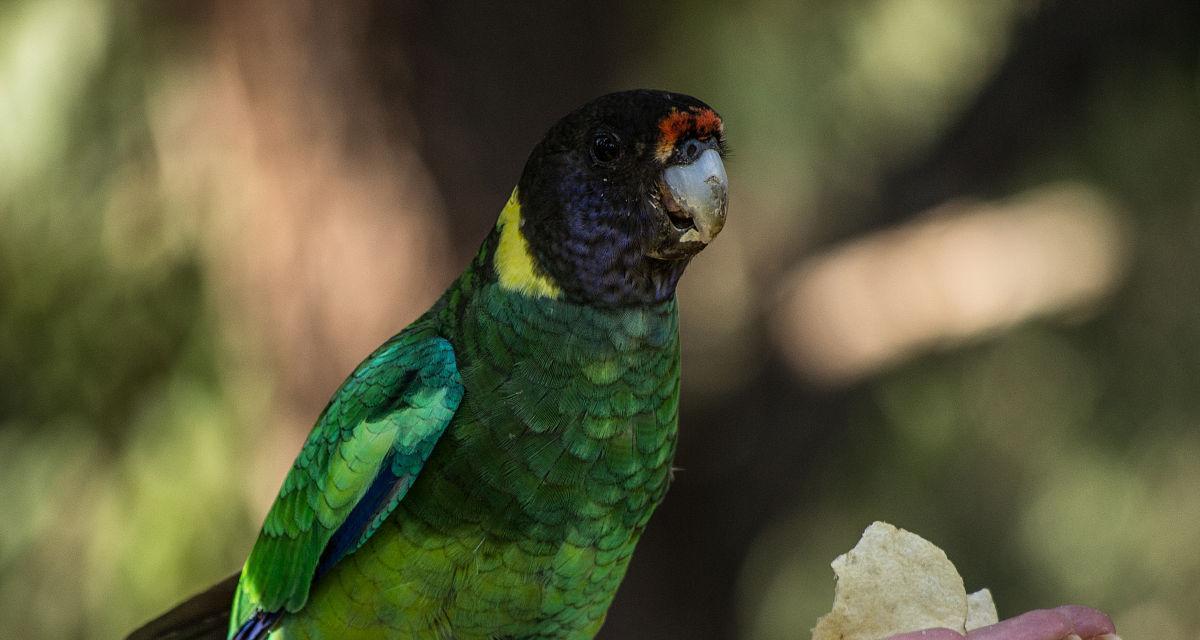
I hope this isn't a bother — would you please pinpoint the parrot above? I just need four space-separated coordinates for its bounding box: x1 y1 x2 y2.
127 89 729 640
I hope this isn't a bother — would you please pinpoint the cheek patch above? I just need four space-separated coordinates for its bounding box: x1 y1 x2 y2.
655 108 724 161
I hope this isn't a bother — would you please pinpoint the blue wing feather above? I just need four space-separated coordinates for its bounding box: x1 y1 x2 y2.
231 611 281 640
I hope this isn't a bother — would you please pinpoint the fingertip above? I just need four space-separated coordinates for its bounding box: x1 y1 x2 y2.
1051 605 1116 637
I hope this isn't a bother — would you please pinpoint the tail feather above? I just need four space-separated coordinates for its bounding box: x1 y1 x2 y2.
125 572 240 640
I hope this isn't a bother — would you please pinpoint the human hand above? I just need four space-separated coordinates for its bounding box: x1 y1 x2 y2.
885 605 1118 640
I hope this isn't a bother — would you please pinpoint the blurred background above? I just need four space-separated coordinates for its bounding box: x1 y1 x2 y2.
1 0 1197 638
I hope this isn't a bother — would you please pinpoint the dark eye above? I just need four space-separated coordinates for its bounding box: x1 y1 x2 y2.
590 129 623 165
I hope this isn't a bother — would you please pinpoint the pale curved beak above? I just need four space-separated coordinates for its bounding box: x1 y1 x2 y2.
662 148 728 245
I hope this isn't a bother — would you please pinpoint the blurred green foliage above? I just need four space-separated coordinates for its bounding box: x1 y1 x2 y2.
1 2 257 637
1 1 1197 639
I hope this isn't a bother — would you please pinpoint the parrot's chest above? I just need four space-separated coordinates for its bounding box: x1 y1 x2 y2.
430 295 681 634
453 295 681 525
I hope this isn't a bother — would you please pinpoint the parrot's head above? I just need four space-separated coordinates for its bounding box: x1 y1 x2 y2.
495 89 728 307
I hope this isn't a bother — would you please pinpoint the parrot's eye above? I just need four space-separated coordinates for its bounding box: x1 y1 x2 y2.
590 129 624 165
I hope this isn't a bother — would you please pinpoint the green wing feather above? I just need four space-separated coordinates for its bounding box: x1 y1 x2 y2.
231 327 462 628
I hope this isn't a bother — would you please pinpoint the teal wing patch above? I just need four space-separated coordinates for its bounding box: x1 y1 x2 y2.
231 329 462 628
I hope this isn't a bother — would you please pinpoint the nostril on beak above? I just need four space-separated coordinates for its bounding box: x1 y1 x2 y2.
680 139 703 164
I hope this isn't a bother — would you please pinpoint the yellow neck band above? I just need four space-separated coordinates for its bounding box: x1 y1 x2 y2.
494 189 562 299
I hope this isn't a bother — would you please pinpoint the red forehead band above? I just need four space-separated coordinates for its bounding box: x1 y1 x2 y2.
656 108 723 160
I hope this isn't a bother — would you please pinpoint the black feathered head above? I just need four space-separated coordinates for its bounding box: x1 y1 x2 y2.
491 90 728 307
